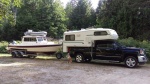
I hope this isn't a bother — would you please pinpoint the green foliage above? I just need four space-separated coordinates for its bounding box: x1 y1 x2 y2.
118 37 150 58
0 0 21 23
1 0 150 42
96 0 150 40
0 0 22 41
3 0 67 40
0 41 8 53
66 0 96 30
118 37 140 47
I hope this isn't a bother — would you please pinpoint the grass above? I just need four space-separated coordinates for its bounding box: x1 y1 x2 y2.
0 53 11 57
0 53 57 60
36 55 57 60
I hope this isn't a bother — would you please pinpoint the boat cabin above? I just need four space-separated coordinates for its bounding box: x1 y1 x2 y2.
21 36 48 45
20 30 54 45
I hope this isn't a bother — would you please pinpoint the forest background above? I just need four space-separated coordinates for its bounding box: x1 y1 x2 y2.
0 0 150 56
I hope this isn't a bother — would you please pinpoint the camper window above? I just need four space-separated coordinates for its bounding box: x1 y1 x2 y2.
94 31 108 36
65 35 75 41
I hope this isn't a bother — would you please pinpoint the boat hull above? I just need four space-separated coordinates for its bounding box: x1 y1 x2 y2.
7 44 62 54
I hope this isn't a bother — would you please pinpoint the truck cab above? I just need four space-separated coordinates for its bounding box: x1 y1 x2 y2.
94 40 147 66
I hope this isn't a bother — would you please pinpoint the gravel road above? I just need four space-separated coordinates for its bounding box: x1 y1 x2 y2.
0 56 150 84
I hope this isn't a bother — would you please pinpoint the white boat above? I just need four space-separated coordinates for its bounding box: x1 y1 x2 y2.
7 30 62 57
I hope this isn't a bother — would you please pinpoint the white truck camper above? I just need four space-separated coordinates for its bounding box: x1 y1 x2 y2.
62 28 147 68
63 28 118 53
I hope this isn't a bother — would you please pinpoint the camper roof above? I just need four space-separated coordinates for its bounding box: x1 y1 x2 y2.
64 28 114 34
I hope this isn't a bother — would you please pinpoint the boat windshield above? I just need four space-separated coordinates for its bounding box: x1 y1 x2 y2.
37 37 44 42
43 37 47 41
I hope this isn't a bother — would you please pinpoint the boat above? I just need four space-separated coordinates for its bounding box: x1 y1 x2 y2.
7 30 62 57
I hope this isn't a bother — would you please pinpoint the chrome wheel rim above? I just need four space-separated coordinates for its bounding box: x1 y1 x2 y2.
126 58 136 67
76 55 82 62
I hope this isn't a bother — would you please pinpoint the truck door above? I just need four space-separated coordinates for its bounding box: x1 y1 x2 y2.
95 41 122 60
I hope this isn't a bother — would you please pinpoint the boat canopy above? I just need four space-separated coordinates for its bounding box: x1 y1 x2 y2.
24 30 47 36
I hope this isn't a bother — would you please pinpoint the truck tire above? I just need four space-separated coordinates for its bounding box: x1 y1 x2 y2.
75 53 84 63
125 56 138 68
11 52 17 58
56 53 63 59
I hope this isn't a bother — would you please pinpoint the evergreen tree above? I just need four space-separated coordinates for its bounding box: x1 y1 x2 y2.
0 0 21 41
65 0 78 29
15 0 67 39
69 0 94 30
96 0 150 40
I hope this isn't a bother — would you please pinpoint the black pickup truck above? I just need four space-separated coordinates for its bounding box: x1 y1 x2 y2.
69 40 148 68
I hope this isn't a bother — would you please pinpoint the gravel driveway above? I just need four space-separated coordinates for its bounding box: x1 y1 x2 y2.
0 55 150 84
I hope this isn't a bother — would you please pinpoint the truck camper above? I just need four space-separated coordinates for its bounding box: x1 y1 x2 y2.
62 28 148 68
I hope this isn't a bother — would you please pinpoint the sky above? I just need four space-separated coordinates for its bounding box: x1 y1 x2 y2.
60 0 99 9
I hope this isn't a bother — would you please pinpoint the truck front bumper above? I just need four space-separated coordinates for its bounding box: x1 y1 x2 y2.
138 55 148 63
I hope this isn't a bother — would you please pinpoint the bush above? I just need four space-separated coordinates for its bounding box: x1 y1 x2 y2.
118 37 150 59
0 41 9 53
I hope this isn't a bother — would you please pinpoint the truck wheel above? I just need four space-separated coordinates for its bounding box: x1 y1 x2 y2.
56 53 62 59
125 56 138 68
75 53 84 63
11 52 17 58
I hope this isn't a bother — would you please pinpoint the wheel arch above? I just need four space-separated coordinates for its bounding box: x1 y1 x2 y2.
123 53 138 62
74 51 84 57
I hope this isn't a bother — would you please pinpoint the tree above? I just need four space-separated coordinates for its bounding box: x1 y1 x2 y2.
0 0 21 41
0 0 21 23
68 0 95 30
48 0 67 38
15 0 67 39
96 0 150 40
65 0 78 29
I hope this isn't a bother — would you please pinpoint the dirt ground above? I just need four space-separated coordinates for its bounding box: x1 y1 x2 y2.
0 55 150 84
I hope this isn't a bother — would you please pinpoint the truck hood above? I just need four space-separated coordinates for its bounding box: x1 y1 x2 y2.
121 47 141 52
124 47 141 50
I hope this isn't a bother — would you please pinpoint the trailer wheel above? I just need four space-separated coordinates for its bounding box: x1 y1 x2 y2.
75 53 84 63
17 51 23 58
125 56 138 68
11 52 17 58
56 53 62 59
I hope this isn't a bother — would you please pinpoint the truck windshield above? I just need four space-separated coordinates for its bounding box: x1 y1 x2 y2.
115 41 126 48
